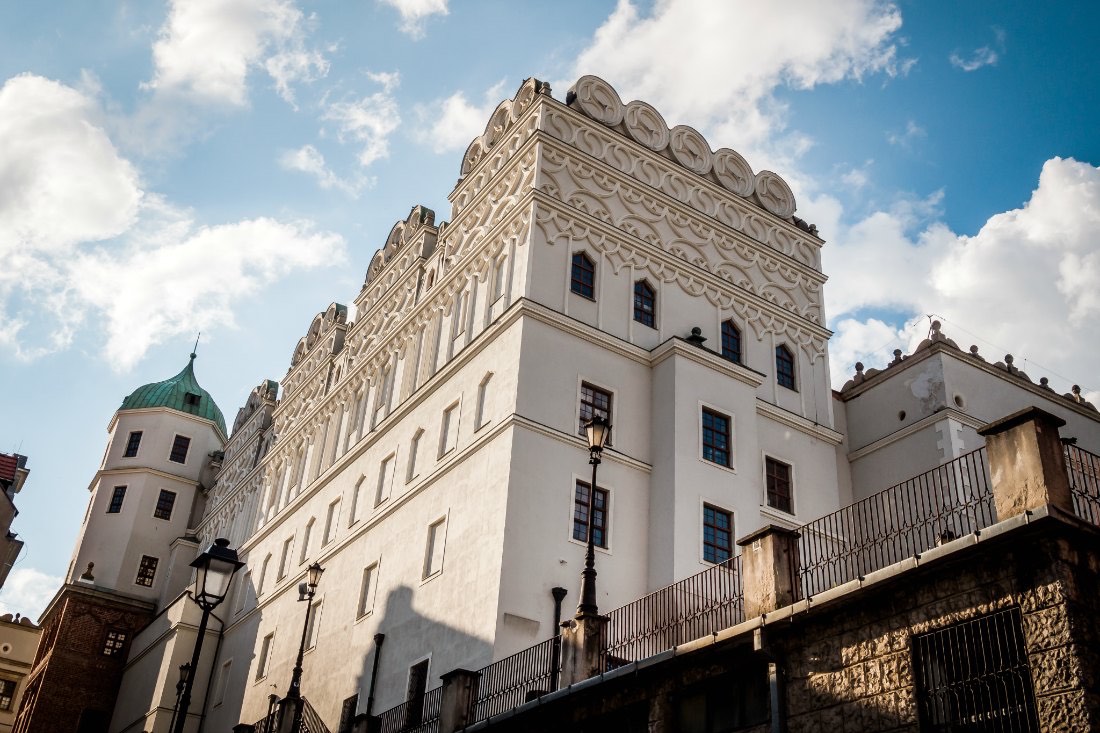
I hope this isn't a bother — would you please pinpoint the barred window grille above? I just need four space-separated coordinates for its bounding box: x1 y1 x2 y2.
912 607 1039 732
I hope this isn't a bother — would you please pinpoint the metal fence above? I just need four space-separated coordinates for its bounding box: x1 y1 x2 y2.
473 636 559 721
603 555 744 668
247 697 330 733
1065 443 1100 526
798 448 995 600
375 685 442 733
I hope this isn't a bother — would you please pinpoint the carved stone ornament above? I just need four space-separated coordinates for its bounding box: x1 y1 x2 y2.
712 148 755 197
754 171 796 219
623 100 671 151
669 125 713 176
567 75 625 127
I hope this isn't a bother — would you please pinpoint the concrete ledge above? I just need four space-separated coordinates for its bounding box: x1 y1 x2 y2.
861 557 917 587
914 533 977 565
807 578 861 607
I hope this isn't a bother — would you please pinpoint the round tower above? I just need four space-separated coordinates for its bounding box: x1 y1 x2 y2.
67 353 227 606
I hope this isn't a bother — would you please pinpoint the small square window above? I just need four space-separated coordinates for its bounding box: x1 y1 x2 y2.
702 504 733 564
153 490 176 520
102 629 128 657
573 481 609 549
183 392 201 407
701 408 732 468
169 435 191 464
765 457 793 514
107 486 127 514
135 555 158 587
123 431 142 458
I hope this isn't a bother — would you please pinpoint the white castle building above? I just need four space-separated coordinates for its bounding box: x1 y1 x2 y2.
15 76 1100 733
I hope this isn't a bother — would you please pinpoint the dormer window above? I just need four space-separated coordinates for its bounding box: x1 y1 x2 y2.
184 392 201 407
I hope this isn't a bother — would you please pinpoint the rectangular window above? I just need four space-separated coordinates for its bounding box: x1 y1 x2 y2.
350 476 367 525
570 252 595 299
375 454 394 506
338 695 360 733
256 632 275 680
278 537 293 580
123 431 142 458
183 392 201 407
492 256 507 300
573 481 609 548
913 608 1039 731
439 403 459 457
234 571 251 613
373 367 395 427
407 430 423 482
0 679 15 711
452 291 467 336
765 457 793 514
305 600 322 649
300 519 314 564
701 408 731 467
257 556 271 595
107 486 127 514
102 629 128 656
135 555 158 587
702 504 733 564
153 489 177 520
423 518 447 579
169 435 191 464
475 374 493 430
578 382 612 438
323 499 340 545
214 660 232 706
406 659 430 726
633 280 656 327
358 563 379 618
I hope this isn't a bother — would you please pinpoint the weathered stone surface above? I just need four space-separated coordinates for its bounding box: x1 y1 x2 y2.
1030 645 1082 694
1024 603 1072 651
1036 688 1090 732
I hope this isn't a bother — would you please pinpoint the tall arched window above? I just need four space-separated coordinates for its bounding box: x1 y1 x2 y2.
775 344 796 390
570 252 595 298
633 280 656 328
721 320 741 363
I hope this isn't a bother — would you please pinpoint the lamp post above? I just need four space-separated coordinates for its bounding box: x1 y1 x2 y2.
168 662 191 733
287 562 324 702
578 416 611 615
173 538 244 733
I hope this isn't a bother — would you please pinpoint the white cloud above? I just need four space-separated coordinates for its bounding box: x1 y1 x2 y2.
279 144 366 195
144 0 327 106
0 74 346 369
0 567 62 621
886 119 926 148
322 72 402 167
950 28 1005 72
415 80 507 154
568 0 908 151
379 0 448 38
826 157 1100 394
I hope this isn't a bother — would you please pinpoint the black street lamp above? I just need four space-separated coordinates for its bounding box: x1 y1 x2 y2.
578 415 611 615
287 562 324 702
173 538 244 733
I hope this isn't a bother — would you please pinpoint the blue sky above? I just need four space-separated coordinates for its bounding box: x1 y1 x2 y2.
2 0 1098 618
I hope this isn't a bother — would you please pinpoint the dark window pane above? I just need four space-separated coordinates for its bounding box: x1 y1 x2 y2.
135 555 158 587
154 490 177 520
570 253 596 298
108 486 127 514
703 504 733 563
169 435 191 464
633 281 656 327
124 431 142 458
765 458 793 514
578 382 613 440
701 409 731 467
721 321 741 363
573 481 609 548
776 345 796 390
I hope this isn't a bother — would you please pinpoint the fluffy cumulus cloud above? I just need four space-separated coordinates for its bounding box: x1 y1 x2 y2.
144 0 328 106
279 144 366 196
321 72 402 167
0 567 62 620
568 0 908 151
379 0 449 38
416 80 507 154
0 74 345 369
950 28 1005 72
825 157 1100 396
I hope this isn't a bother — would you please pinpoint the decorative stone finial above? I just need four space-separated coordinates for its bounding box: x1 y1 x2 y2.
80 562 95 581
889 349 903 366
686 327 707 346
1005 354 1014 365
855 361 864 374
1039 377 1053 391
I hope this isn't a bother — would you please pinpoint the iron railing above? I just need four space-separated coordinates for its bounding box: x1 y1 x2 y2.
799 448 995 600
473 636 559 721
603 555 744 668
247 697 330 733
375 685 442 733
1065 443 1100 526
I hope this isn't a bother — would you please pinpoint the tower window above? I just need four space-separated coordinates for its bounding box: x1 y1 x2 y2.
0 679 16 711
633 280 656 328
169 435 191 464
102 629 128 657
135 555 158 587
701 408 732 468
107 486 127 514
154 490 177 520
573 481 609 548
570 252 596 299
123 431 142 458
183 392 201 407
775 345 796 390
721 320 742 363
578 383 612 441
702 504 733 564
765 457 793 514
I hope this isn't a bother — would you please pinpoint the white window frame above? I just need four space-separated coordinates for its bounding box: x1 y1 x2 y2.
349 475 367 526
255 631 275 681
375 453 396 507
438 401 460 458
421 514 449 582
256 555 271 595
278 537 294 580
299 518 314 565
214 659 233 706
698 400 737 473
304 598 323 651
698 497 736 566
356 561 381 620
168 433 193 465
475 373 494 431
407 429 424 483
233 571 251 614
760 451 798 520
323 499 341 545
491 255 508 302
575 377 616 444
567 474 614 554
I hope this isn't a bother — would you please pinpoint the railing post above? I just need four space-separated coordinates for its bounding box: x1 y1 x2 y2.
558 611 608 687
277 697 302 733
736 525 801 617
977 407 1072 521
438 668 481 733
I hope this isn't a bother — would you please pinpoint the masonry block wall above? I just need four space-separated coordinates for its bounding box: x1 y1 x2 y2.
775 518 1100 733
12 587 153 733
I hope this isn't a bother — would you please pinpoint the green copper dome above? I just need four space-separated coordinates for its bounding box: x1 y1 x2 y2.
119 354 226 435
